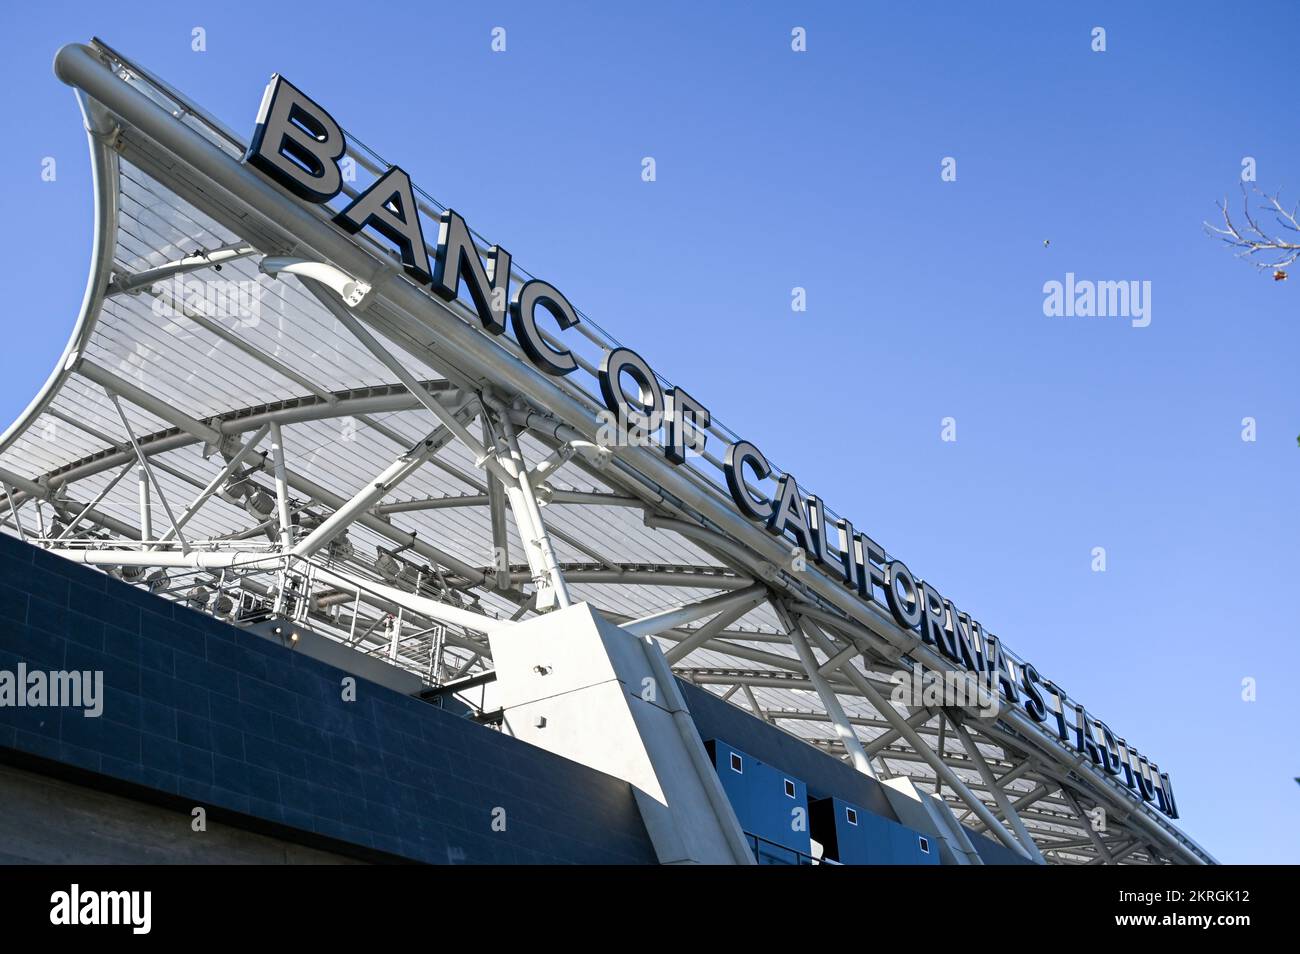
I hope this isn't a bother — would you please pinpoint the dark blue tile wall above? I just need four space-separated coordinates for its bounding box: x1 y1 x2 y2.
0 534 656 865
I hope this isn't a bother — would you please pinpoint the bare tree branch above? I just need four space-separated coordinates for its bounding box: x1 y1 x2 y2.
1205 184 1300 272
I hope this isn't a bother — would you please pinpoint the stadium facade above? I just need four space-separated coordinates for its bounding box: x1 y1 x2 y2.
0 38 1214 865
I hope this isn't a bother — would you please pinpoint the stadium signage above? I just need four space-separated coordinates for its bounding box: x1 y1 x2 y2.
242 75 1179 820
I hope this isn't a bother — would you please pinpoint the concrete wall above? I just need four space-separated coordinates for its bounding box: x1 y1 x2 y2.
0 761 357 864
487 603 753 864
0 534 657 865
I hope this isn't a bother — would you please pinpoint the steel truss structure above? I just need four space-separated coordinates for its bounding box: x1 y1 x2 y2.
0 38 1213 865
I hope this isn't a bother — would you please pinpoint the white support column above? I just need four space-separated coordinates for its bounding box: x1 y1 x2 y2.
137 464 151 540
56 463 132 540
1 482 26 541
477 413 555 608
482 418 511 591
662 598 762 665
935 716 947 799
107 390 188 552
966 783 1056 835
293 425 461 560
740 684 770 722
788 622 877 779
949 716 1046 863
621 584 767 638
268 421 293 551
109 243 258 295
159 424 270 544
1089 839 1141 865
800 619 1034 861
303 280 514 486
493 409 571 610
306 277 572 608
1059 785 1115 864
866 707 933 756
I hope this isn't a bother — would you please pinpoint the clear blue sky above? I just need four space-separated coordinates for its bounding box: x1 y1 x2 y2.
1 1 1295 863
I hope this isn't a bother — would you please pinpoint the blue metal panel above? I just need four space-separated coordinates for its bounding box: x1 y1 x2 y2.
704 739 810 862
812 795 940 865
683 681 896 819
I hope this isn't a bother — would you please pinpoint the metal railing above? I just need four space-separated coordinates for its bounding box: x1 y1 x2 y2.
744 832 824 866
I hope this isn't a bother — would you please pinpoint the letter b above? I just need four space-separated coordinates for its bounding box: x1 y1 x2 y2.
245 75 346 203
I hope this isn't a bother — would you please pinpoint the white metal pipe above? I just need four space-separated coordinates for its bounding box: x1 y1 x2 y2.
0 465 140 541
307 563 509 636
950 717 1046 864
108 391 188 552
478 417 511 591
110 243 258 296
789 622 877 779
160 424 269 543
662 598 764 665
261 256 370 307
268 422 293 551
255 453 489 586
510 569 752 589
620 583 769 638
1058 782 1115 864
293 429 447 560
801 620 1032 860
79 360 222 446
49 547 282 571
56 463 131 540
494 409 571 609
305 282 513 486
137 464 151 540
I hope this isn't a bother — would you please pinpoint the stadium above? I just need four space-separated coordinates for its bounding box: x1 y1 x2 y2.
0 37 1216 866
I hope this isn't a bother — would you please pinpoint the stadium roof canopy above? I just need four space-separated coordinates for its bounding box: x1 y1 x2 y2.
0 38 1214 865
